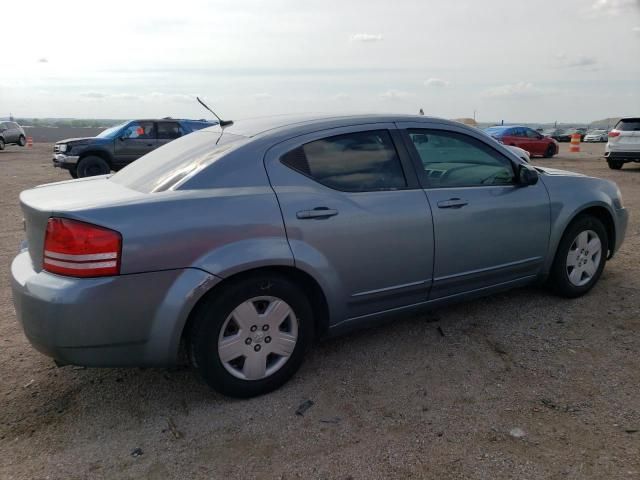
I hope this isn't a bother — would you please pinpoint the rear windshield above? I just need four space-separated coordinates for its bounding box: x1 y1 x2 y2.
616 119 640 131
110 130 245 192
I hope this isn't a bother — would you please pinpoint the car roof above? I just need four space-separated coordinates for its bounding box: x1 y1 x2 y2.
126 118 217 123
199 113 468 140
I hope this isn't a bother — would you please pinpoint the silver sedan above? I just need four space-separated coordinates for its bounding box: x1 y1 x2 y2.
11 114 628 397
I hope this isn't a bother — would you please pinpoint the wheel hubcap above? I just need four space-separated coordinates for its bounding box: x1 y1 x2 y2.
218 296 298 380
566 230 602 287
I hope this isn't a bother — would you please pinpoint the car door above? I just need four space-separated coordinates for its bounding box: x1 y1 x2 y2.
113 121 157 166
524 128 545 155
265 124 435 322
3 122 17 142
156 121 183 148
398 122 550 299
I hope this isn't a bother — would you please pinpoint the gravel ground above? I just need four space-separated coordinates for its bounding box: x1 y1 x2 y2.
1 142 639 480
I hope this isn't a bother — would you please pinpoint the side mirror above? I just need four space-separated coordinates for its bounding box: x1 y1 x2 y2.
518 164 539 186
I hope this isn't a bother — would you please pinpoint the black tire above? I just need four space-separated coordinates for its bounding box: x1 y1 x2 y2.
189 273 314 397
68 166 78 179
0 138 4 150
607 160 623 170
18 135 26 147
548 215 608 298
543 144 555 158
77 156 110 177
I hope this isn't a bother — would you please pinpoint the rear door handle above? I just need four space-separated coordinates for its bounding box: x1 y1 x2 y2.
296 207 339 219
437 198 468 209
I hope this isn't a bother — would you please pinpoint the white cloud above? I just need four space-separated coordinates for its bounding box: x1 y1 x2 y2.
37 58 48 63
350 33 383 42
379 89 415 100
251 93 274 101
424 78 450 88
81 92 107 99
333 93 350 100
482 82 546 98
633 26 640 34
591 0 640 15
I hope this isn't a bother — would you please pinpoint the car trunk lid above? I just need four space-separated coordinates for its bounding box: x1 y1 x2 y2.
20 176 144 272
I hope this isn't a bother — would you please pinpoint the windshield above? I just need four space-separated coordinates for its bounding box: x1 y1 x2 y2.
110 130 245 192
96 122 127 138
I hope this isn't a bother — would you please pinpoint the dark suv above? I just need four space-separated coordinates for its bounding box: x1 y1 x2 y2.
0 121 27 150
53 118 217 178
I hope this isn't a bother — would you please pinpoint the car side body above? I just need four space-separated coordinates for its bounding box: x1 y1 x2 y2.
484 125 558 157
0 121 27 149
52 118 217 178
11 114 628 394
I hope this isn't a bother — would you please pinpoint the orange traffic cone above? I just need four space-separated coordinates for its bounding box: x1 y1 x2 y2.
26 136 33 148
569 133 580 153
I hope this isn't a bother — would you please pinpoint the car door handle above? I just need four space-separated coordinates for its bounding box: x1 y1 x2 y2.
437 198 468 209
296 207 339 219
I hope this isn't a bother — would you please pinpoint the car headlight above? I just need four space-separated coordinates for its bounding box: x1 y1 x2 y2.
58 144 67 152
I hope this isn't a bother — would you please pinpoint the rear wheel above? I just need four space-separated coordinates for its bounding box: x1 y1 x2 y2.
0 138 5 150
77 156 110 177
607 160 623 170
548 215 608 298
189 273 313 397
18 135 26 147
543 144 555 158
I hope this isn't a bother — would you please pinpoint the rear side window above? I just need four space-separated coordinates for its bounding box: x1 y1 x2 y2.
157 122 183 139
280 130 407 192
616 119 640 131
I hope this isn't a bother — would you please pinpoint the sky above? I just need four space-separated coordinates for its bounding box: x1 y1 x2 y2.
1 0 639 123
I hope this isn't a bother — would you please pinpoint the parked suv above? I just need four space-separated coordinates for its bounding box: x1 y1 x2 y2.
53 118 217 178
0 121 27 150
605 117 640 170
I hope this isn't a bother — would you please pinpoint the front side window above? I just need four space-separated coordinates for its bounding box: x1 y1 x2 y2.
121 121 155 139
281 130 407 192
407 129 515 188
157 122 183 139
525 128 540 139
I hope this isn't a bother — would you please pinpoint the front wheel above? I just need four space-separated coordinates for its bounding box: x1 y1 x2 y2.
18 135 26 147
607 160 623 170
77 156 110 177
548 215 608 298
0 138 5 150
189 273 314 397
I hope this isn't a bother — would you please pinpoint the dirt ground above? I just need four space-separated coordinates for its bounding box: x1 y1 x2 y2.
1 142 639 480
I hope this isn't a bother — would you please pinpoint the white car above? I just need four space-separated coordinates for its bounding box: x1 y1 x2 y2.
605 118 640 170
505 145 530 162
584 130 608 143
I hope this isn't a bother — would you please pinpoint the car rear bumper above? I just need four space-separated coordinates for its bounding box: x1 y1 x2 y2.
10 250 220 367
604 151 640 161
52 154 80 168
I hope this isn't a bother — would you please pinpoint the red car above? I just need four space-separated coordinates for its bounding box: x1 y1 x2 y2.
484 126 559 158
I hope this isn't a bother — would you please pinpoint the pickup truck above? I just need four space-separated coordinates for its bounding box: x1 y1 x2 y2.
53 118 216 178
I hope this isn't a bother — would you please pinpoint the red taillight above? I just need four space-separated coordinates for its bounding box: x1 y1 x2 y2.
43 218 121 277
608 130 621 137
